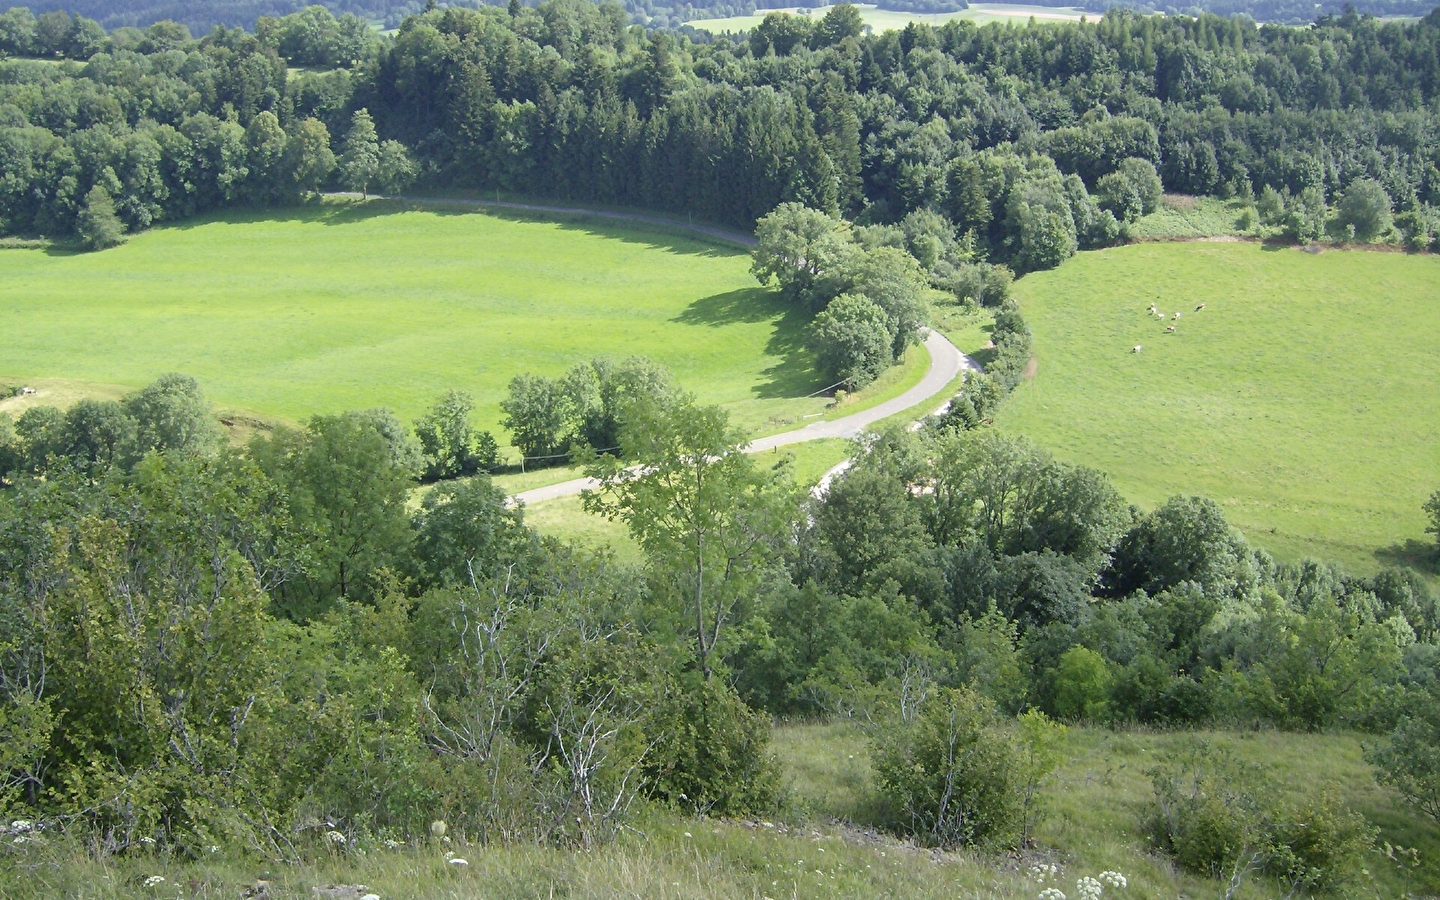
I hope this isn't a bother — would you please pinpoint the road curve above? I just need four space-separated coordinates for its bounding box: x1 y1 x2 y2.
325 193 981 504
513 329 979 506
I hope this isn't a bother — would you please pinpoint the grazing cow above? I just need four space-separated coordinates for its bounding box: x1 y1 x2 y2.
1165 325 1176 333
1195 303 1206 312
1132 345 1143 353
1173 312 1181 320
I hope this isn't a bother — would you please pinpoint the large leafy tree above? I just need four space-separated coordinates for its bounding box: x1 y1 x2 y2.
582 398 796 679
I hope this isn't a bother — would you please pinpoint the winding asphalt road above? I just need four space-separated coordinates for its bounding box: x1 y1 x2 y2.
328 193 982 504
513 328 976 506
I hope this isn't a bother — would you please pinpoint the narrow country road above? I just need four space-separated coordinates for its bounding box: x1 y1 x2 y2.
327 193 982 504
513 329 979 505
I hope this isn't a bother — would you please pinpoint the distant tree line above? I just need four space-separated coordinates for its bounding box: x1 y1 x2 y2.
3 2 1438 259
1075 0 1439 27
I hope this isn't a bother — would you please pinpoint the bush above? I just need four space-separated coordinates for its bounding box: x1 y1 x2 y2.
414 389 496 480
644 677 781 817
1149 742 1374 893
1366 687 1440 822
871 686 1028 848
76 184 125 250
809 292 895 389
1050 646 1111 721
1333 178 1393 243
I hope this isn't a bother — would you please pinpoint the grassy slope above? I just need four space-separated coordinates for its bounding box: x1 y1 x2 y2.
689 2 1086 33
0 199 846 440
995 242 1440 573
8 724 1433 899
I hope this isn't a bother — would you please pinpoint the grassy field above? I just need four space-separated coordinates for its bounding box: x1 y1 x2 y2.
688 2 1087 33
996 241 1440 574
5 723 1432 899
1128 193 1263 241
0 199 850 445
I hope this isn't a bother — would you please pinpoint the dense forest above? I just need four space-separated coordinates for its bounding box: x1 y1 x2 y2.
2 1 1439 267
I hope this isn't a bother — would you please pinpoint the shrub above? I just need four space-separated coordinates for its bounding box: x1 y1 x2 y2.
1149 742 1374 893
871 686 1028 849
76 184 125 250
1050 646 1111 721
644 677 781 817
809 292 895 389
1366 687 1440 822
1333 178 1393 242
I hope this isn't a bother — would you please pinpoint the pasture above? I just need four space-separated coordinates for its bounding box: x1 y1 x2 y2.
688 2 1087 33
996 241 1440 573
0 199 848 443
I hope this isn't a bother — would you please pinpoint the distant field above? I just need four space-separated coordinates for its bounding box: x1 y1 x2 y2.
997 242 1440 574
688 2 1088 32
0 199 847 443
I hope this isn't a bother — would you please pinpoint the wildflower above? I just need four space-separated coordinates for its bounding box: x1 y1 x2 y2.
447 858 468 867
440 835 451 844
1099 871 1127 889
430 820 447 838
144 875 166 888
139 837 156 845
9 821 32 833
12 836 25 845
1076 876 1103 900
208 846 220 854
683 832 692 838
325 830 347 846
1029 863 1060 883
384 839 401 850
1038 889 1066 900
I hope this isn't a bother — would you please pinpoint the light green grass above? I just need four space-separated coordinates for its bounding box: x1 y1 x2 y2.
1128 194 1264 241
10 724 1424 898
689 2 1087 33
995 242 1440 574
773 721 1440 897
0 199 846 439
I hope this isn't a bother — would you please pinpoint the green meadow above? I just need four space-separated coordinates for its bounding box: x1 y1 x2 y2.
997 241 1440 573
0 199 840 442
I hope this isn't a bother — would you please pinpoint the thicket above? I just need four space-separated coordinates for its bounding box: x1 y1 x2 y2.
3 2 1439 260
3 369 1439 868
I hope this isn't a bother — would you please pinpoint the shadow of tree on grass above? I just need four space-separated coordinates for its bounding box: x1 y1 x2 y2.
165 197 748 261
673 288 819 400
1374 538 1439 577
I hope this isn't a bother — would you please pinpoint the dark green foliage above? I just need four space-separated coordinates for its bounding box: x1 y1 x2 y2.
501 357 676 463
58 398 136 477
1149 742 1375 893
414 389 496 480
123 373 222 456
1333 178 1393 242
644 676 781 816
411 476 532 589
1428 490 1440 554
75 184 125 250
1103 495 1261 600
501 372 570 462
252 412 415 614
871 687 1029 849
809 292 894 389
